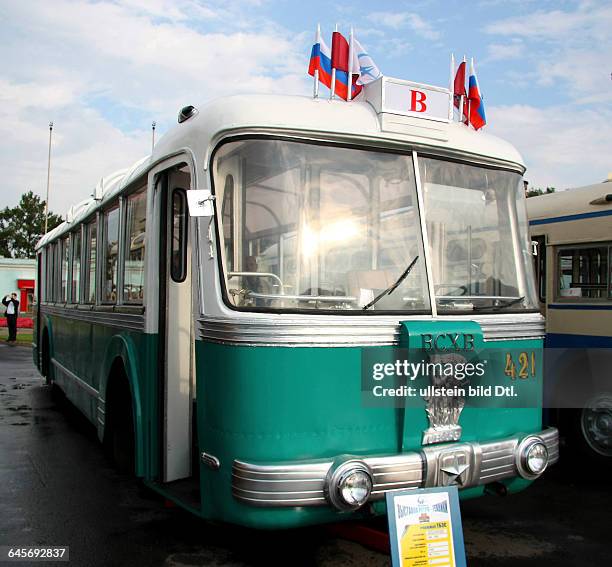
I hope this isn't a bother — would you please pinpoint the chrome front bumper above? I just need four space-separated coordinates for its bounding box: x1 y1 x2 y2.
232 428 559 508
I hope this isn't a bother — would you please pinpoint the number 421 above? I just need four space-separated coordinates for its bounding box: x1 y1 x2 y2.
504 352 536 380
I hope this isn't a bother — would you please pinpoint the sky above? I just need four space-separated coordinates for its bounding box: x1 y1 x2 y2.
1 0 610 216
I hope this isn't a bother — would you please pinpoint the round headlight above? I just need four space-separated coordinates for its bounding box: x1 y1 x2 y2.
525 442 548 474
516 436 549 479
325 460 373 511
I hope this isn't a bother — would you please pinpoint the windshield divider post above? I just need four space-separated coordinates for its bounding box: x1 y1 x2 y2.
413 150 438 317
507 182 527 300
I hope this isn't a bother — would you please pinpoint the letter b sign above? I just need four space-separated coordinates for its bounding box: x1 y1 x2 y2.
410 90 427 113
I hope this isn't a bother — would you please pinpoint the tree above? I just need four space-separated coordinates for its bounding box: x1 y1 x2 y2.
526 186 556 198
0 191 63 259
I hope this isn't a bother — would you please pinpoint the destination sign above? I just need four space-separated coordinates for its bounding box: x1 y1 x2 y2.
364 76 451 123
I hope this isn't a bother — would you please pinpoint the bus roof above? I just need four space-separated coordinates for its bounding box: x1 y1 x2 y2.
37 93 526 249
526 181 612 221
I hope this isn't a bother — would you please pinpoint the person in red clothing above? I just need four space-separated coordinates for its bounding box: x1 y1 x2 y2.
3 292 19 343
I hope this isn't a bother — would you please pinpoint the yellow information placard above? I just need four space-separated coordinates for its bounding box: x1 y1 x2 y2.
387 487 466 567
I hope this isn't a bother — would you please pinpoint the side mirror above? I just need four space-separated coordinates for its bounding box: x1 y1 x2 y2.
186 190 215 217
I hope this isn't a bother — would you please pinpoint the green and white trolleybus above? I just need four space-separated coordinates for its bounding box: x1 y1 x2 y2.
33 76 558 528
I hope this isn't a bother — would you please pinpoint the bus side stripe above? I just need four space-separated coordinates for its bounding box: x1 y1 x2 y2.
529 209 612 226
548 303 612 311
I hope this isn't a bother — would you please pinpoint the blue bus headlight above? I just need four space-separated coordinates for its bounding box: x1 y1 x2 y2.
516 437 549 479
325 460 373 511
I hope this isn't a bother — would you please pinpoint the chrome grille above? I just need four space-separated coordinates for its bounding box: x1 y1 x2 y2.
199 313 545 347
231 428 559 507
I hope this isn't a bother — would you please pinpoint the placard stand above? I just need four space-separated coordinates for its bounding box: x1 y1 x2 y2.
386 486 467 567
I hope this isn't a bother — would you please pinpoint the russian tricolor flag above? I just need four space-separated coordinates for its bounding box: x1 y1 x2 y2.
308 28 332 90
468 59 486 130
331 30 362 100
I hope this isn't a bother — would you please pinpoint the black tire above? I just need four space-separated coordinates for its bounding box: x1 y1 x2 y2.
105 373 136 475
563 394 612 463
41 334 52 386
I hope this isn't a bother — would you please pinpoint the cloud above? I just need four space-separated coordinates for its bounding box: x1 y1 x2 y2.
487 103 612 189
0 0 309 214
386 38 413 57
484 3 612 104
485 41 524 61
484 4 612 39
367 11 440 40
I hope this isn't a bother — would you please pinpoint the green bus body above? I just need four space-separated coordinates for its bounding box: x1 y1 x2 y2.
32 92 558 529
34 314 540 528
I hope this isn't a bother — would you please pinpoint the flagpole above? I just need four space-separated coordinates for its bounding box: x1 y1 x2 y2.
449 53 455 121
330 23 338 100
466 57 474 128
459 55 466 124
44 121 53 235
313 23 320 99
347 27 354 102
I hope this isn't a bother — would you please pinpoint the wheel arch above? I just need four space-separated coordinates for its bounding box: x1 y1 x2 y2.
39 316 55 380
98 334 146 477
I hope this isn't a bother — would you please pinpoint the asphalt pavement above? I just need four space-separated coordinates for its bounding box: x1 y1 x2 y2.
1 342 610 566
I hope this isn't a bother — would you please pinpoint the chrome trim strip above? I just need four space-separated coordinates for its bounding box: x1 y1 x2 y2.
51 358 99 397
199 313 545 347
41 304 145 331
206 129 526 177
413 150 438 318
231 428 558 507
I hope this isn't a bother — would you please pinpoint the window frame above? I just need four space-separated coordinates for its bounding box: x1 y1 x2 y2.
82 217 98 305
554 241 611 303
170 188 188 284
70 228 82 304
101 203 121 305
209 135 530 316
60 235 71 304
533 235 547 303
122 186 147 304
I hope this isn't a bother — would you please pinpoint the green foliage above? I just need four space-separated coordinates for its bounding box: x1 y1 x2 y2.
526 186 556 198
0 191 63 259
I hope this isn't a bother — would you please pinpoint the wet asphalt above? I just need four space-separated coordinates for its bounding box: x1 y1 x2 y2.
1 342 611 567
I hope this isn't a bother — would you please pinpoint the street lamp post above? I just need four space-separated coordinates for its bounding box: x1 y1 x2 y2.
151 121 156 153
44 121 53 235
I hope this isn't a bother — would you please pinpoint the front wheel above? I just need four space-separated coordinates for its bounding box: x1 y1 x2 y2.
111 397 135 475
580 393 612 459
104 376 135 475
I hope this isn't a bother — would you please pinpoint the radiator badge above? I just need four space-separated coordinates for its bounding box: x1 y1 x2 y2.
422 353 467 445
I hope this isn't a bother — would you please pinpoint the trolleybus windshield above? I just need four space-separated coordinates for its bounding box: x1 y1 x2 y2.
420 157 538 312
212 138 537 313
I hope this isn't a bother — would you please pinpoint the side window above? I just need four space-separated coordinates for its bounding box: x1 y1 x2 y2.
86 220 97 303
72 230 81 303
103 206 120 303
221 175 234 273
124 189 147 303
557 245 609 300
171 189 188 282
52 242 59 301
534 236 546 303
45 246 52 302
61 236 70 302
49 244 56 301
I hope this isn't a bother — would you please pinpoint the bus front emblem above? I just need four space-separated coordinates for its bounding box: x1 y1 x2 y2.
422 353 466 445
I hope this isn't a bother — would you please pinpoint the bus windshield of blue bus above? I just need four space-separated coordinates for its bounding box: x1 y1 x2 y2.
420 157 538 312
213 138 430 312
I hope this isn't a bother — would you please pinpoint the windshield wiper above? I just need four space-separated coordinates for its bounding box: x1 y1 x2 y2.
362 256 419 310
471 296 525 312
